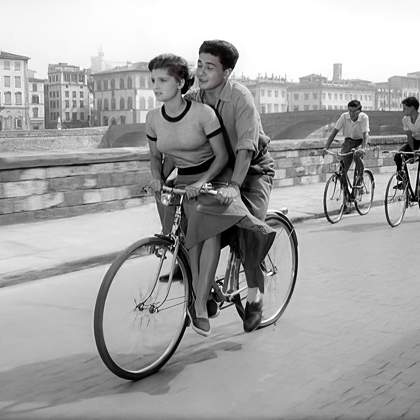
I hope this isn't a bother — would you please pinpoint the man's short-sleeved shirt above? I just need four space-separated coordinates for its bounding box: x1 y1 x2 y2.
186 80 274 176
334 111 370 139
402 114 420 139
146 100 222 168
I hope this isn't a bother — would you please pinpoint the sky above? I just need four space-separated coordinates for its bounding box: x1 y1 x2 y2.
1 0 419 83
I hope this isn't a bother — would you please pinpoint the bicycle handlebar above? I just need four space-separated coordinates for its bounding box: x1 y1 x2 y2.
382 150 420 156
161 183 218 196
324 148 360 157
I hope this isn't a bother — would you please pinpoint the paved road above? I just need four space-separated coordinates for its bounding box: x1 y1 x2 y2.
0 206 419 419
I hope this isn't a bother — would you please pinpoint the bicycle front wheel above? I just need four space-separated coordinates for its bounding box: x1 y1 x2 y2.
354 169 375 215
384 173 407 227
259 212 298 327
94 237 191 381
323 173 345 223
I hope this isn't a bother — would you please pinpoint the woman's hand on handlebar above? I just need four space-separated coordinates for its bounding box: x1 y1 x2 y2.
185 181 203 199
150 177 162 193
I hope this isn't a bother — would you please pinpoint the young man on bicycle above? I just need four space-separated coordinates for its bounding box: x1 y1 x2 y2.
322 100 370 207
394 96 420 184
186 39 275 333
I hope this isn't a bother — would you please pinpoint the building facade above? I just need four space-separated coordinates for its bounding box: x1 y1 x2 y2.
0 51 30 131
239 75 288 113
287 74 376 112
375 75 420 111
46 63 90 129
92 62 157 126
28 70 45 130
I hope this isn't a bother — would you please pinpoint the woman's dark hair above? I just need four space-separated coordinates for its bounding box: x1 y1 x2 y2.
402 96 420 110
347 99 362 110
148 53 194 94
199 40 239 70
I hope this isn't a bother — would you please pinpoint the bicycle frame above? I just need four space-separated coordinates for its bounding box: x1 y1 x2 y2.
401 153 420 202
158 185 245 308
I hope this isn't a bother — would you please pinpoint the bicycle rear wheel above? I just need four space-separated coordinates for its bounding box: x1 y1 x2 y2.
354 169 375 215
323 173 345 223
384 173 408 227
94 236 191 380
232 212 298 327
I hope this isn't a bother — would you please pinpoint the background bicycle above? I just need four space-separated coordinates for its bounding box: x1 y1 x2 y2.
323 149 375 224
94 184 298 381
384 150 420 227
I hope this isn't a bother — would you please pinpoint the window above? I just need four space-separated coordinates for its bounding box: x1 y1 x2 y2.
64 73 70 82
111 79 115 89
267 90 272 97
111 97 116 110
293 93 299 100
32 83 37 92
65 91 69 98
50 100 54 108
80 91 84 98
33 108 39 118
139 97 145 109
15 92 22 105
97 99 102 111
4 92 11 105
120 78 125 89
104 98 109 110
103 80 108 90
328 93 332 99
139 76 146 88
72 112 77 121
65 100 69 108
72 91 76 98
103 116 109 126
80 112 84 121
274 104 279 112
14 61 21 71
65 112 70 121
32 95 39 104
304 93 309 100
120 97 125 110
312 93 317 99
127 77 133 89
261 89 265 96
71 73 77 83
304 105 310 110
96 80 102 91
79 73 84 83
267 104 272 112
4 60 10 70
127 96 133 109
15 118 22 128
72 100 77 108
4 76 10 87
274 90 279 97
80 100 84 108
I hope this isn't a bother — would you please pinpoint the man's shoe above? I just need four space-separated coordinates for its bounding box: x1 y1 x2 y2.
159 263 182 282
243 300 263 333
393 182 405 190
187 305 211 337
207 297 221 319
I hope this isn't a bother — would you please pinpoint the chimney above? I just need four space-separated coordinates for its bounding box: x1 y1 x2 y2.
333 63 342 81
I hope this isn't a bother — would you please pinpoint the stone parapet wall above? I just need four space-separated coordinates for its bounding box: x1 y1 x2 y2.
0 135 407 225
0 127 107 152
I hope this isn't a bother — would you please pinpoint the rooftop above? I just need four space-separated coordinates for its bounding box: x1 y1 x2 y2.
0 51 29 61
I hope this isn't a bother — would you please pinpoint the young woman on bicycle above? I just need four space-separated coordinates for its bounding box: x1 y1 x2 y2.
146 54 276 337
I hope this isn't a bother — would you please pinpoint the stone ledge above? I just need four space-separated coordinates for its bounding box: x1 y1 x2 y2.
0 147 150 170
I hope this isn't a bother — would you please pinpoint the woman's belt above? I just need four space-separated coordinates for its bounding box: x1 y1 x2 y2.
178 157 215 175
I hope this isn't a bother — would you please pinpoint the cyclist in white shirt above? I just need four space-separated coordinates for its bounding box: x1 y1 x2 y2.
395 96 420 180
322 100 370 198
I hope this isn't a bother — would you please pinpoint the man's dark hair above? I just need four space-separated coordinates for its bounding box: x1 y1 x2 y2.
148 53 194 94
348 99 362 110
199 40 239 70
402 96 420 110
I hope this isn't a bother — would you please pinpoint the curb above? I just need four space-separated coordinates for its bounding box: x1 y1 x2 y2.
0 200 386 288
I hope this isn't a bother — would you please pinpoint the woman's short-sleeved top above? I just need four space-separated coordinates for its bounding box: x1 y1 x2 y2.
146 100 222 168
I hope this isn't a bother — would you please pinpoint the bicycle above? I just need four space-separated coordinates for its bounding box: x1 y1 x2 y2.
384 150 420 227
94 184 298 381
323 149 375 224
